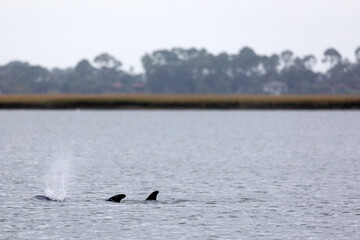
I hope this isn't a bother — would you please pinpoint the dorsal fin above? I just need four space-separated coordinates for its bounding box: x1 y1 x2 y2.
107 194 126 203
146 191 159 200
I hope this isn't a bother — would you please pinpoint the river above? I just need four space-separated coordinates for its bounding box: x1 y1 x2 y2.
1 110 359 239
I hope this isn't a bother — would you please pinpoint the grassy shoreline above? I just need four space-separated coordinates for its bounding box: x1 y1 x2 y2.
0 94 360 109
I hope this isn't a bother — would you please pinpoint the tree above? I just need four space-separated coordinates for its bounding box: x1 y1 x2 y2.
356 47 360 63
1 46 360 95
282 56 319 93
281 50 294 69
233 47 260 74
0 61 51 93
141 49 183 93
229 47 262 93
323 48 342 67
75 59 94 75
260 54 280 74
302 55 317 70
94 53 122 69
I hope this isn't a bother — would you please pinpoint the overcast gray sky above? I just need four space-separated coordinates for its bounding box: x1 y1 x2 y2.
1 0 359 72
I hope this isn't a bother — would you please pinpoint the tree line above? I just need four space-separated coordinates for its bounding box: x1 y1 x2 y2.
1 47 360 94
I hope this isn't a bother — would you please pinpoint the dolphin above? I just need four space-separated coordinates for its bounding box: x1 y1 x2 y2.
34 195 61 201
146 191 159 201
107 194 126 203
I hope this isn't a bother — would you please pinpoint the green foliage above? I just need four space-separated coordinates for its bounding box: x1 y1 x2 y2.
0 47 360 94
0 61 50 94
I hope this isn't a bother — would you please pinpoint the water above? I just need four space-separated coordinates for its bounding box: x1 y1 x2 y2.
1 110 360 239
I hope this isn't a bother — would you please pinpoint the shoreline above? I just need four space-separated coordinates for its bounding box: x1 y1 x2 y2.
1 94 360 110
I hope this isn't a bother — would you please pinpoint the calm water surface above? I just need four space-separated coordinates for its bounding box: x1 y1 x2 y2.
1 110 360 239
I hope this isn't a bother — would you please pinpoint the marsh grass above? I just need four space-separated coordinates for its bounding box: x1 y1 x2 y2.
0 94 360 109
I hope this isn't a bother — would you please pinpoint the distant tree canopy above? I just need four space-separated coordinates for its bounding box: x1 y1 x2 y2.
142 47 360 94
1 47 360 94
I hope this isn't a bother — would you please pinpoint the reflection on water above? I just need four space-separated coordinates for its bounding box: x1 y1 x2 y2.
0 110 360 239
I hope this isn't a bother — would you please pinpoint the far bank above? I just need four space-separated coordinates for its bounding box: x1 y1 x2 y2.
0 94 360 110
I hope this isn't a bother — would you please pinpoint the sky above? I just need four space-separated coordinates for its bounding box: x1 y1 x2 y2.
0 0 359 72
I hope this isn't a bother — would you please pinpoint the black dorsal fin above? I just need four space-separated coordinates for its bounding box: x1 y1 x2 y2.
107 194 126 203
146 191 159 200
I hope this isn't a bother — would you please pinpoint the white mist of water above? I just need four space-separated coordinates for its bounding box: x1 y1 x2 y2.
44 151 73 201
